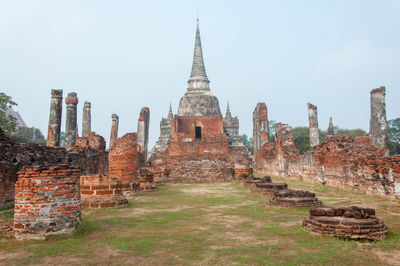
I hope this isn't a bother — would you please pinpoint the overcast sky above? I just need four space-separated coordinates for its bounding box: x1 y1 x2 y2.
1 0 399 148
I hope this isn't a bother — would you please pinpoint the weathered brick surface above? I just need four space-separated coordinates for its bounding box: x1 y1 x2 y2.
14 164 81 241
165 160 235 183
80 175 128 208
0 128 107 208
269 189 323 208
73 132 108 175
150 115 251 182
302 206 388 240
253 102 269 169
108 133 142 193
138 168 157 191
234 165 253 177
109 114 119 150
254 122 400 198
137 107 150 162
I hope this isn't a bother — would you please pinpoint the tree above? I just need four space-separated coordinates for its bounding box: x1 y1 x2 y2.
10 127 46 145
335 128 366 137
388 118 400 155
293 127 310 154
0 92 17 136
268 120 276 142
241 134 253 153
388 118 400 144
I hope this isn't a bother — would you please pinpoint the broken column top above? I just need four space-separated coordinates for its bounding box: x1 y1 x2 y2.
112 113 119 120
65 92 79 105
139 107 150 121
307 103 317 110
51 89 63 98
371 86 386 95
84 101 91 108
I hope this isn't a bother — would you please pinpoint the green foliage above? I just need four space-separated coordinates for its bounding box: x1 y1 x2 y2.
335 127 367 137
388 118 400 155
240 134 253 153
269 120 276 142
388 118 400 143
293 127 310 154
10 127 46 145
0 92 17 135
319 129 327 142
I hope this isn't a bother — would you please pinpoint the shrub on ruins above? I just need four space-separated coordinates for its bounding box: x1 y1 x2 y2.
10 126 46 145
0 92 17 136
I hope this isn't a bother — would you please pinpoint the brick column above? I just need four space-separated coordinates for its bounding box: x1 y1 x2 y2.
370 86 389 156
109 113 119 149
82 101 91 137
46 89 63 147
65 92 79 149
307 103 320 147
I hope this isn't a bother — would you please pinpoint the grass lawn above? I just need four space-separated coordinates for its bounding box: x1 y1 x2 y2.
0 176 399 265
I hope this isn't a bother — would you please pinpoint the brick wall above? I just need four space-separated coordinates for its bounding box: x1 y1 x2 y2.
138 168 157 191
165 160 235 183
0 128 108 207
150 114 251 183
255 127 400 198
14 164 81 240
80 175 128 208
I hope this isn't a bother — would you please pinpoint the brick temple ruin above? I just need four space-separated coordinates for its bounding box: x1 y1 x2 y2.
253 86 400 198
148 19 251 182
0 20 397 242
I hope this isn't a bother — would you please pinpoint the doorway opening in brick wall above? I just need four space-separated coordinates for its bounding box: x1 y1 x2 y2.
195 126 202 139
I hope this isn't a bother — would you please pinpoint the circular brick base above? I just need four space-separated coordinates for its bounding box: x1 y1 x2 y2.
268 190 323 208
302 206 388 240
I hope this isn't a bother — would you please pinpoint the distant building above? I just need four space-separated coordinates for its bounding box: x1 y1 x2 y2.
5 108 27 128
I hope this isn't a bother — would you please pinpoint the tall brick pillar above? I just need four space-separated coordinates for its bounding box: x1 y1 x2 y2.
370 86 389 156
65 92 79 149
108 133 140 193
253 103 269 169
46 89 63 147
327 117 334 136
137 107 150 162
82 101 91 137
307 103 320 147
110 113 119 149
